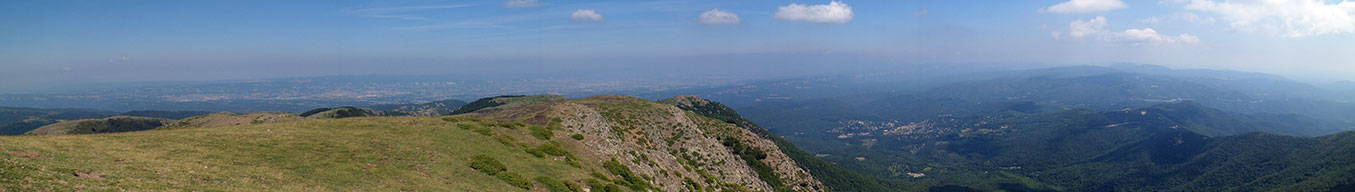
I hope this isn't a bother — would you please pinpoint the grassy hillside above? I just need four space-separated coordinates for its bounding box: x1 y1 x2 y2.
1 116 595 191
1 95 825 191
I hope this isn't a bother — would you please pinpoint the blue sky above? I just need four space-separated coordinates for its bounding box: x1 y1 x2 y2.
2 0 1354 91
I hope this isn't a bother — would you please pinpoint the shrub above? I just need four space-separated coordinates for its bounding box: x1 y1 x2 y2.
603 159 651 190
599 183 624 192
496 135 519 147
571 134 585 140
531 125 554 140
473 127 496 136
442 116 477 122
525 142 571 158
535 176 581 192
586 179 606 191
496 172 532 189
456 123 475 130
469 155 506 175
494 121 521 129
537 142 570 156
525 148 546 158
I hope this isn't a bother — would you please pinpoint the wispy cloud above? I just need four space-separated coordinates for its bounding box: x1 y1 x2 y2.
1138 12 1215 25
1041 0 1127 13
341 4 473 20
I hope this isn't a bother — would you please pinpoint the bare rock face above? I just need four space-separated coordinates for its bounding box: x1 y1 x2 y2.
464 95 824 192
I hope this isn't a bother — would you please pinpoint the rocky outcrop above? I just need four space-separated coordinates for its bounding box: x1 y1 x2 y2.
464 95 824 191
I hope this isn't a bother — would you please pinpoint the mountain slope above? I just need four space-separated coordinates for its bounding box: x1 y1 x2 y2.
462 95 825 191
660 95 908 192
0 95 825 191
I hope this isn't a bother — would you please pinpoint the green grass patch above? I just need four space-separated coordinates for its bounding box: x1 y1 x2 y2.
530 125 553 140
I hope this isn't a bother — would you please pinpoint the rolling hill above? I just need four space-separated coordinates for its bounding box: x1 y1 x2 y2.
22 116 173 136
0 95 863 191
0 107 114 136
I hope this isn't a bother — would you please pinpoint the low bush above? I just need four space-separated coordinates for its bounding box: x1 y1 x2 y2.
468 155 506 175
496 172 532 189
530 125 554 140
535 176 581 192
473 127 496 136
456 123 475 130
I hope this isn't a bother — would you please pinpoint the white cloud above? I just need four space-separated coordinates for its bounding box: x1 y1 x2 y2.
1069 16 1109 38
698 9 741 25
1060 16 1200 45
1043 0 1128 13
571 9 604 22
503 0 541 8
912 9 929 16
1179 0 1355 37
773 1 854 24
1121 28 1201 44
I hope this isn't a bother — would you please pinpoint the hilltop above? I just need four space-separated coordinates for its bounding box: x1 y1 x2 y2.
22 116 173 136
0 95 856 191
